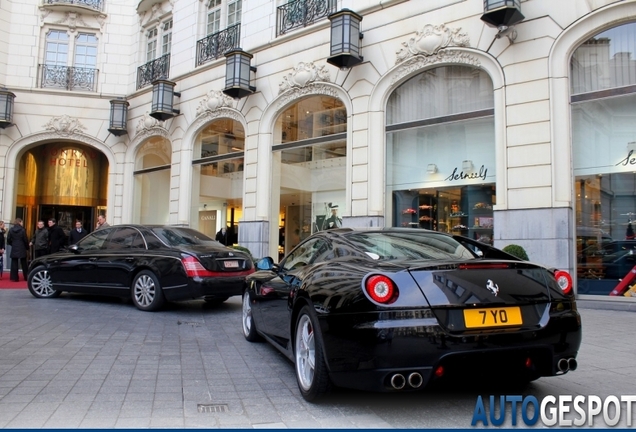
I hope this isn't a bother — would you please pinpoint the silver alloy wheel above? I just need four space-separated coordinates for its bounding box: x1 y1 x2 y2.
295 314 315 391
242 292 252 336
30 269 55 297
133 274 156 307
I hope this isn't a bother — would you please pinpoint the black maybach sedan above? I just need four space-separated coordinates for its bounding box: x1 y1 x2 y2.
241 228 582 401
27 225 254 311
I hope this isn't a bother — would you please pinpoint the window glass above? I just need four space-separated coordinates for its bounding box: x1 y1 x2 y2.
146 27 158 61
207 0 222 35
75 33 97 68
78 228 111 251
282 238 324 270
192 118 244 240
162 20 173 55
46 30 69 66
272 96 347 259
572 22 636 295
228 0 242 26
152 227 216 246
386 66 495 244
107 228 144 250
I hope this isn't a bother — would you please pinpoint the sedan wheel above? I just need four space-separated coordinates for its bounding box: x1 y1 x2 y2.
27 266 61 298
242 291 261 342
131 270 165 311
294 305 331 401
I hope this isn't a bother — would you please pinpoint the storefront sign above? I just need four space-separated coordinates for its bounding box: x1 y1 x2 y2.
445 165 488 182
615 149 636 167
47 148 98 168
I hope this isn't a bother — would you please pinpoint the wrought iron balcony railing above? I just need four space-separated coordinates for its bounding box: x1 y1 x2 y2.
136 54 170 90
196 24 241 67
43 0 104 12
277 0 336 36
39 64 99 92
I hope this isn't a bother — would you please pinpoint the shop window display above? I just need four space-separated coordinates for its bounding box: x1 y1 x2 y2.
572 22 636 297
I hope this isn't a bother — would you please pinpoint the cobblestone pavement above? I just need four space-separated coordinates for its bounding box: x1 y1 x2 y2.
0 290 634 428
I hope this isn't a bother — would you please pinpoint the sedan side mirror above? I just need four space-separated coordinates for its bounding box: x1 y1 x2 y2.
256 256 276 271
69 244 81 254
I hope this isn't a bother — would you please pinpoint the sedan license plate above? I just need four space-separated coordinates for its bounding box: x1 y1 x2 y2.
463 306 522 328
223 260 239 268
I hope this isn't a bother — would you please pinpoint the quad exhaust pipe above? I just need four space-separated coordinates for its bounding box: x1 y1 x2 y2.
557 357 578 373
390 372 423 390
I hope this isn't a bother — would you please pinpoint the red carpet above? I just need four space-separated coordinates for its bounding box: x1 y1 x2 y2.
0 272 28 289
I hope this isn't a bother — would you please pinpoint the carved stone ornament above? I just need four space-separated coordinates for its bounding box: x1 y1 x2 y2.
135 113 166 136
195 90 235 117
54 12 88 32
43 115 87 137
276 83 339 111
279 62 331 94
391 50 481 85
396 24 470 64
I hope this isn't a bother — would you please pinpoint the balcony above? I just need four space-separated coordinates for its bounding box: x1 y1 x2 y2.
136 54 170 90
39 64 99 92
196 24 241 67
42 0 104 13
277 0 336 36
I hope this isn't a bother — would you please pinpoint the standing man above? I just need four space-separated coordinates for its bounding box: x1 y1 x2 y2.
30 220 49 258
216 227 229 245
69 220 88 244
48 218 66 254
322 204 343 230
95 214 109 230
7 218 29 282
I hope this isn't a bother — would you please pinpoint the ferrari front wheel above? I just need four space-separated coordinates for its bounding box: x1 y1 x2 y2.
294 305 331 401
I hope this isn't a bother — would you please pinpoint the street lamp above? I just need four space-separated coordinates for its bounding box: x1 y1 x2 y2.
327 9 363 69
150 80 181 121
223 49 256 99
108 98 129 136
0 88 16 129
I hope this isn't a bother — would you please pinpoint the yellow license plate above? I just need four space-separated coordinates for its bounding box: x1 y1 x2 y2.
463 307 523 328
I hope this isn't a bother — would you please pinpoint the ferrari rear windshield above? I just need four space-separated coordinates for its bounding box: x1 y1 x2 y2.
345 231 477 261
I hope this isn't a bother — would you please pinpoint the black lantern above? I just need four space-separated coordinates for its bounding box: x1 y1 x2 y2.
108 99 129 136
481 0 524 30
150 80 181 121
0 88 16 129
327 9 363 69
223 49 256 99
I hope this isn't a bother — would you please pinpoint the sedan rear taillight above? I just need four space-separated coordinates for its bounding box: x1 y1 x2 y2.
181 255 255 278
365 275 399 304
554 270 573 295
182 256 216 277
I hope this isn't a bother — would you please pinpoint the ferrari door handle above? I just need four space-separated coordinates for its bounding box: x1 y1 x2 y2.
89 258 98 262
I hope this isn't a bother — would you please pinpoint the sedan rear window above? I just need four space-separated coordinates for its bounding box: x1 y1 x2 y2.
345 231 476 261
151 227 217 247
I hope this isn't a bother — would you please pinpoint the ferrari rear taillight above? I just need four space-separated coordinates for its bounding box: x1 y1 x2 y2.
182 256 215 278
554 270 573 295
365 275 399 304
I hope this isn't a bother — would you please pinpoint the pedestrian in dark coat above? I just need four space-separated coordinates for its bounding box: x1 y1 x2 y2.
7 218 29 282
30 220 49 258
69 220 88 244
216 227 229 245
48 218 67 253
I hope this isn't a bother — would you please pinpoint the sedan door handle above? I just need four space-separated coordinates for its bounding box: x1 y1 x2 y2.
89 257 98 262
125 257 135 262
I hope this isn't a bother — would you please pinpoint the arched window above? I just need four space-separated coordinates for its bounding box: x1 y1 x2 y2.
272 95 347 258
192 118 245 241
572 22 636 295
133 137 171 224
386 65 495 244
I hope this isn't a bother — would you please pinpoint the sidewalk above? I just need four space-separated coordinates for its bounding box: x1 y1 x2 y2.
0 270 27 289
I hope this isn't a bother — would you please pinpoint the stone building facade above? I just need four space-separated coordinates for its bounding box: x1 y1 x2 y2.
1 0 635 299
